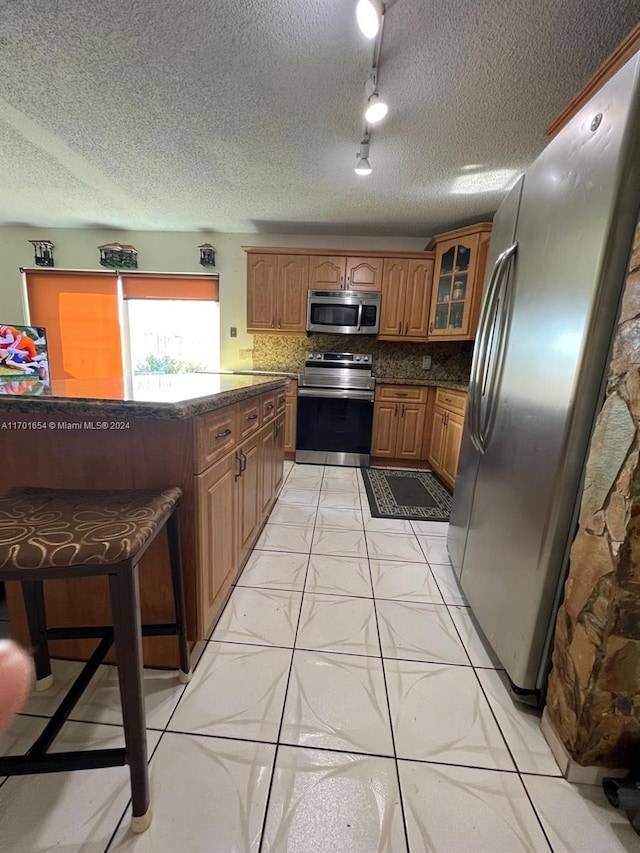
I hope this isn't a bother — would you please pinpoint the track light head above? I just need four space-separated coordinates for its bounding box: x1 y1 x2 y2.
356 0 380 39
364 93 388 123
355 139 372 176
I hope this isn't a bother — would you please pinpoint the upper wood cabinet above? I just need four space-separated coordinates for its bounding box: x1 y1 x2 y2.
309 256 345 290
308 255 383 291
345 257 383 291
246 254 278 333
379 257 434 341
246 253 309 333
278 255 308 331
427 224 492 341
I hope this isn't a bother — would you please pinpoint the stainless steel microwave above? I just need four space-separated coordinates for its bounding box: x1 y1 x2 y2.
306 290 381 335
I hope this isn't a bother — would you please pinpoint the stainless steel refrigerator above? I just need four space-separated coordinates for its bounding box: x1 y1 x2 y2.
448 52 640 701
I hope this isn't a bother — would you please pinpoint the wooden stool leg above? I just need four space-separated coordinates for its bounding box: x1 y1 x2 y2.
21 580 54 690
166 508 192 683
109 564 151 833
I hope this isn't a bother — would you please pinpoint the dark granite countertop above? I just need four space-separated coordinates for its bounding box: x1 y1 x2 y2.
0 373 289 419
231 369 299 380
375 377 469 392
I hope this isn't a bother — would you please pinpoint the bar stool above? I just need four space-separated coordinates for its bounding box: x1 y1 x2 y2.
0 486 192 833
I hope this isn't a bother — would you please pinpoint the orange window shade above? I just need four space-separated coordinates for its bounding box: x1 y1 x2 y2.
25 271 123 382
121 274 219 300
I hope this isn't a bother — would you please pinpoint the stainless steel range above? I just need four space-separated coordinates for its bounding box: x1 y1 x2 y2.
296 352 375 467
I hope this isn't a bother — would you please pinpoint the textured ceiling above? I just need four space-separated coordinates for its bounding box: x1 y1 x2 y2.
0 0 637 236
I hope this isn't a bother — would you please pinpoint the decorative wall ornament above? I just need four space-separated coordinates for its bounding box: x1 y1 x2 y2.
98 242 138 269
198 243 216 267
28 239 54 267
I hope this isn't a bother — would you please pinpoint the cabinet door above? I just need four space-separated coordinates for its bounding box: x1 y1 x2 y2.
429 405 447 472
396 402 426 459
284 396 297 453
378 259 408 339
274 415 285 494
429 235 480 339
309 256 346 290
247 254 278 332
196 452 239 635
371 402 397 457
277 255 309 332
346 257 383 291
441 410 465 489
260 423 275 517
404 258 434 340
237 433 261 564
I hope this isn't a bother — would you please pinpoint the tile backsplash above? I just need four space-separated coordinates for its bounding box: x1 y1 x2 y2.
253 335 473 382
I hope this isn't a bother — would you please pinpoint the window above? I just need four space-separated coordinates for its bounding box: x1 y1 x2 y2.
125 299 219 375
23 270 220 381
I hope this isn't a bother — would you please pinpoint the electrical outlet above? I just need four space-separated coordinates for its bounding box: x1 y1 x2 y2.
230 327 237 338
422 355 432 370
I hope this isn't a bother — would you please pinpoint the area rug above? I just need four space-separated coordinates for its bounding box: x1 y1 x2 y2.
361 468 452 521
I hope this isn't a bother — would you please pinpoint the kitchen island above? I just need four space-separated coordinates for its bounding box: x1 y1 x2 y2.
0 373 289 667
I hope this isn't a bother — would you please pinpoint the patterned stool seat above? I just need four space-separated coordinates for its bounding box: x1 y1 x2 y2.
0 484 189 834
0 486 182 571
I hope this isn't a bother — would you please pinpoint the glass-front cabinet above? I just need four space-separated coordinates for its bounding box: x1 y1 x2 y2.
428 225 492 340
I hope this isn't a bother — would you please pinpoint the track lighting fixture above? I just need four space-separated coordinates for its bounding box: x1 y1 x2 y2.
364 92 388 123
355 138 372 176
356 0 380 38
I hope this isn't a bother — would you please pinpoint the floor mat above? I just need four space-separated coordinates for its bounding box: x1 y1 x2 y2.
361 468 452 521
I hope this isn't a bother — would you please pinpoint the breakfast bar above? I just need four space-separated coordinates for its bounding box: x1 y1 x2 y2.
0 373 289 668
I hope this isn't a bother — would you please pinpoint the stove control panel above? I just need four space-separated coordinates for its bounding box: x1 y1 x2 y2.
305 352 372 367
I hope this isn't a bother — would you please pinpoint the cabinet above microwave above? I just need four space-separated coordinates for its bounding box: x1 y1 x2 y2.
243 233 490 340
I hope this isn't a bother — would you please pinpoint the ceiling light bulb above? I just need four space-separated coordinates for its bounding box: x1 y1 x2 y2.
355 139 372 175
356 0 379 38
355 157 372 176
364 94 388 123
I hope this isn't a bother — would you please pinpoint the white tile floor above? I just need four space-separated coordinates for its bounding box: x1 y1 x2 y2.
1 464 639 852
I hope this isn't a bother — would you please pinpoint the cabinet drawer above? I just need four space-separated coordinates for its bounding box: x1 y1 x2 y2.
262 392 277 424
435 387 467 414
238 396 262 440
195 405 238 474
376 385 428 405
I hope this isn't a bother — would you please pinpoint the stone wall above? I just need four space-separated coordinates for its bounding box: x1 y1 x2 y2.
546 222 640 767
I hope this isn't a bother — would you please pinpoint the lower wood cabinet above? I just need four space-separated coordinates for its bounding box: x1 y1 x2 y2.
428 388 467 489
237 431 262 565
371 385 428 461
196 451 239 636
195 389 287 636
284 379 297 456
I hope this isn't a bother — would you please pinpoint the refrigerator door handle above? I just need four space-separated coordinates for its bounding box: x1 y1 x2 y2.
478 242 519 450
468 246 511 451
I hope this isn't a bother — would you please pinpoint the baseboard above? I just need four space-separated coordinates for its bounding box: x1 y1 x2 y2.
370 457 431 469
541 707 628 785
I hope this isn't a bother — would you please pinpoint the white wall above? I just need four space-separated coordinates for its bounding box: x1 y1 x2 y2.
0 226 428 369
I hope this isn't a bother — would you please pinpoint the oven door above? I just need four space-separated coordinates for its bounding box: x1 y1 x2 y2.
295 388 374 467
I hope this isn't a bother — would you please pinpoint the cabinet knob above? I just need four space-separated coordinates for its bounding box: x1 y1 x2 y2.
401 404 405 418
394 403 398 416
429 322 433 334
398 322 402 334
247 413 258 421
215 428 232 440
